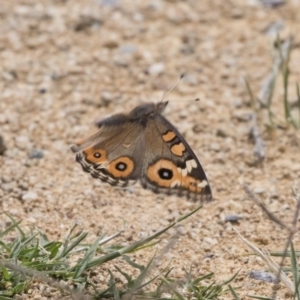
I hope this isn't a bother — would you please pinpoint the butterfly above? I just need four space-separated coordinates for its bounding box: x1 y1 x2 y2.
71 101 212 201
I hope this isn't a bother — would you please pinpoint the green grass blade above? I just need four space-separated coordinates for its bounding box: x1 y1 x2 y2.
106 269 119 300
228 284 240 300
266 72 277 127
269 250 300 257
191 272 214 285
130 255 155 291
4 215 26 239
56 231 88 259
114 265 133 287
0 220 22 239
290 242 300 298
1 265 10 280
98 230 123 247
222 270 240 285
283 65 298 128
244 77 257 109
25 240 39 262
9 239 22 258
73 235 103 279
10 233 39 258
0 296 16 300
248 296 274 300
44 241 63 259
86 205 203 269
122 254 145 271
297 83 300 123
160 276 185 300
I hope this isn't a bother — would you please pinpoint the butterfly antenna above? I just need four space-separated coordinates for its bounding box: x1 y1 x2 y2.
160 74 184 103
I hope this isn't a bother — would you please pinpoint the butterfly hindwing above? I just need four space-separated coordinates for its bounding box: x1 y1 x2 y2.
140 113 211 200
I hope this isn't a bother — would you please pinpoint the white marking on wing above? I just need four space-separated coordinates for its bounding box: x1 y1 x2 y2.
94 162 109 169
177 167 188 176
198 180 208 188
107 177 117 184
191 159 197 168
170 180 181 188
186 159 197 173
81 159 90 168
118 180 126 187
128 180 136 186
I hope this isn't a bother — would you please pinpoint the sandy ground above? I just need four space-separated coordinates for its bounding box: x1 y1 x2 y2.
1 0 300 299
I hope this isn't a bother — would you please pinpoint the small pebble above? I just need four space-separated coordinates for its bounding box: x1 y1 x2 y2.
133 12 144 22
232 112 251 122
101 91 114 105
0 135 7 155
231 9 244 19
216 129 227 138
225 214 241 223
38 88 47 94
182 73 199 86
249 270 278 283
119 44 137 54
204 253 214 259
74 16 102 32
27 217 37 224
18 181 29 190
181 43 194 54
1 182 16 192
103 36 119 48
22 191 38 201
260 0 285 8
29 149 44 159
210 143 221 152
0 114 6 124
147 62 165 75
15 135 31 150
2 175 11 183
263 20 284 36
253 187 265 194
113 55 129 67
101 0 118 6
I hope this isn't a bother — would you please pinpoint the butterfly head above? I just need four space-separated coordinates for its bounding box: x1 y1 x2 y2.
129 101 169 118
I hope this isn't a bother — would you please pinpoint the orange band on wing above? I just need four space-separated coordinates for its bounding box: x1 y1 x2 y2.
162 131 176 142
171 143 185 157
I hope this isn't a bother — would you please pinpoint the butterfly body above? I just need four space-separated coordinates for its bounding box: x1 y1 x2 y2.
72 102 212 201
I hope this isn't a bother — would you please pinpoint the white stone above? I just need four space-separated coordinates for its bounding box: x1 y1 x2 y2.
22 191 38 201
147 62 165 75
15 135 31 150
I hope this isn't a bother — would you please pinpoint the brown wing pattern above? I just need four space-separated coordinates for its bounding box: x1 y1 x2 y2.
140 113 212 201
72 102 212 201
71 115 146 187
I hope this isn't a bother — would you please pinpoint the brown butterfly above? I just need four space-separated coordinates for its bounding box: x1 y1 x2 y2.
71 102 212 201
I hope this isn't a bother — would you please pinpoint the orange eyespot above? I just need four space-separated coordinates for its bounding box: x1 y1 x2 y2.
147 159 203 193
107 157 134 178
83 148 107 164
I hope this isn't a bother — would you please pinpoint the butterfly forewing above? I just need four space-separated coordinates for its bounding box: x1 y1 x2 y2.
72 115 146 186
